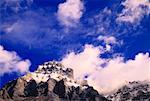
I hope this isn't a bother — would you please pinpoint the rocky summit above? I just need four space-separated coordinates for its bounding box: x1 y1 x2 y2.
0 61 108 101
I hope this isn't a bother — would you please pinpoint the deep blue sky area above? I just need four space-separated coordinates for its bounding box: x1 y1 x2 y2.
0 0 150 88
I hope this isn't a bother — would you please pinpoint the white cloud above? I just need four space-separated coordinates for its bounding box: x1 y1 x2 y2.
57 0 84 26
117 0 150 23
88 52 150 94
61 44 105 79
97 35 117 52
98 35 117 44
105 44 111 51
61 44 150 94
0 45 31 75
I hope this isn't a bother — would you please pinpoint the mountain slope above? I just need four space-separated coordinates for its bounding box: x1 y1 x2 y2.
107 81 150 101
0 61 108 101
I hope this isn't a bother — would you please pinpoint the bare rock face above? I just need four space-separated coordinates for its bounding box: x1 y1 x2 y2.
13 78 27 97
47 78 56 92
0 61 108 101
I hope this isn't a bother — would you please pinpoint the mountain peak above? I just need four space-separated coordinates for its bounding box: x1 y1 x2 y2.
0 61 108 101
22 61 75 84
36 61 73 78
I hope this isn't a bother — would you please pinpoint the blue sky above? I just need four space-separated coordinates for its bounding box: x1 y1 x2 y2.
0 0 150 89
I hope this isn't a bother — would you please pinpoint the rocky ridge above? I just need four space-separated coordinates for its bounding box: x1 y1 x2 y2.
0 61 108 101
107 81 150 101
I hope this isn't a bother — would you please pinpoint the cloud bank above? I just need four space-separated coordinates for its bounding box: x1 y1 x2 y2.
61 44 150 94
57 0 84 26
0 45 31 76
117 0 150 23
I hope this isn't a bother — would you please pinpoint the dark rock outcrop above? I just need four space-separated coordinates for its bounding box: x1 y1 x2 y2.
0 79 108 101
53 80 66 98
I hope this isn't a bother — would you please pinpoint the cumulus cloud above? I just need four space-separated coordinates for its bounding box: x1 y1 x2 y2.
61 44 150 94
117 0 150 23
61 45 105 79
0 45 31 76
57 0 84 26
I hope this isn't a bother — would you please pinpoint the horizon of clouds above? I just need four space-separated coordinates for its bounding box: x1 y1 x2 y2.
61 44 150 94
0 45 31 76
